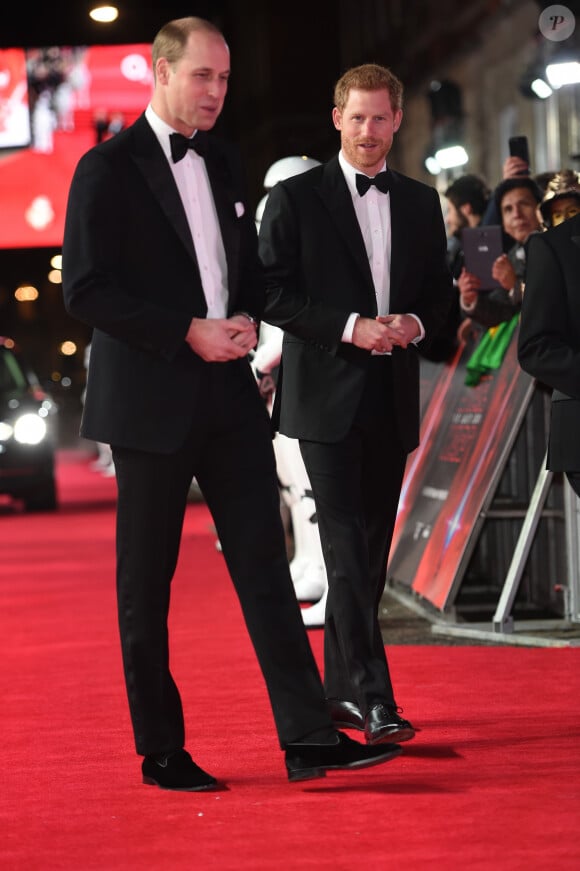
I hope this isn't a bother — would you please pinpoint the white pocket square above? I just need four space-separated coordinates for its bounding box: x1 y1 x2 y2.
235 201 245 218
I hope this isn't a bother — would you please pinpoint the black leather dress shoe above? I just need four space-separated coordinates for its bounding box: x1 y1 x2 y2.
142 749 218 791
365 704 416 745
285 732 402 782
327 698 364 731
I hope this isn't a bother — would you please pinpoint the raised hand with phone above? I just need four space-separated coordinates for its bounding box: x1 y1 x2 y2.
508 135 531 176
458 170 543 330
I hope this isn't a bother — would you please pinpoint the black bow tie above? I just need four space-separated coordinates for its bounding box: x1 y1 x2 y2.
356 171 390 196
169 132 207 163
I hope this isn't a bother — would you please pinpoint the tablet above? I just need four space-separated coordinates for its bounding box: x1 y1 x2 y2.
461 225 503 291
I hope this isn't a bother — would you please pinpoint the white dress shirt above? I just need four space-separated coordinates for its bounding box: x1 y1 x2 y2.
339 151 392 319
145 105 228 318
338 151 424 346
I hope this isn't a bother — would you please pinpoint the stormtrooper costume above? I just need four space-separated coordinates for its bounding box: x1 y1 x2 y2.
253 156 328 628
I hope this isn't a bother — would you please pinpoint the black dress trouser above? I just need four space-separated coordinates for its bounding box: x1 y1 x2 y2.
112 360 331 755
300 356 407 715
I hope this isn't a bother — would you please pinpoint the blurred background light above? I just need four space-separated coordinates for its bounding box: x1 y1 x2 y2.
530 77 553 99
89 5 119 24
546 61 580 88
434 145 469 170
424 156 442 175
15 285 39 302
59 341 77 356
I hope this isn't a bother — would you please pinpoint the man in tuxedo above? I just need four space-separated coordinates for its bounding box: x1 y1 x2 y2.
518 211 580 496
62 18 402 791
258 64 453 745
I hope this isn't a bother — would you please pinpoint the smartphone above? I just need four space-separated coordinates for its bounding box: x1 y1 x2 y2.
508 136 530 174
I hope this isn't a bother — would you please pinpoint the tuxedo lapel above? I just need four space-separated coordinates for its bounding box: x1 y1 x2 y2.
202 139 241 296
131 119 242 299
317 158 376 307
130 116 199 268
316 160 414 313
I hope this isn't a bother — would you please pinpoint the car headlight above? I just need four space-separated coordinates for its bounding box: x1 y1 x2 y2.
13 413 48 445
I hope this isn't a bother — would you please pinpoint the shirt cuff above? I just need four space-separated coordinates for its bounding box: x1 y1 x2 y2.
407 313 425 344
342 312 360 343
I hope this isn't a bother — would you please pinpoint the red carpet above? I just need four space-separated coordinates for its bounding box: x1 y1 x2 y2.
1 451 580 869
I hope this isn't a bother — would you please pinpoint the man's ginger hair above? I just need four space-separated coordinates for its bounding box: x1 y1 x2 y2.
333 64 403 113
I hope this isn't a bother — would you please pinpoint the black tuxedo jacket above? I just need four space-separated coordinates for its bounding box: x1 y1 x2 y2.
518 213 580 471
62 113 264 453
258 157 453 451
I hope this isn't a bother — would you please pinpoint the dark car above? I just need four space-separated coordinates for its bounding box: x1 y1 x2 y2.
0 337 58 511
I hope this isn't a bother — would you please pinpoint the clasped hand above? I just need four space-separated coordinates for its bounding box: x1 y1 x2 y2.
185 314 258 362
352 314 419 353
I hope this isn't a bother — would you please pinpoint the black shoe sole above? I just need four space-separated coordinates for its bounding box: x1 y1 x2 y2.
287 767 328 783
142 775 219 792
287 745 403 782
366 727 416 745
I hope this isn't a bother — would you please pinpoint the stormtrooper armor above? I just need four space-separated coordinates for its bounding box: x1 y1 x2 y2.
253 155 328 627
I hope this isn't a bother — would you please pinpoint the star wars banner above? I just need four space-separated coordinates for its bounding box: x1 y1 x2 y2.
388 326 534 612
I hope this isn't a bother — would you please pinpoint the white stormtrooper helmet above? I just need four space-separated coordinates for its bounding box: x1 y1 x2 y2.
256 155 321 230
263 155 321 190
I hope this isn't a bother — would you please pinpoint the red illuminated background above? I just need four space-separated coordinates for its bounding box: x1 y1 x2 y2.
0 44 153 249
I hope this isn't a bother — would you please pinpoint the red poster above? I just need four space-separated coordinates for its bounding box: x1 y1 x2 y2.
388 328 534 612
0 43 152 249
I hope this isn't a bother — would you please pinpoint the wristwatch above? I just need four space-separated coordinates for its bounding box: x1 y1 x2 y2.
234 311 258 326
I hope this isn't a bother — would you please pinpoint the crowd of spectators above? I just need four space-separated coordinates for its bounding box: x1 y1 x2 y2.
442 157 580 346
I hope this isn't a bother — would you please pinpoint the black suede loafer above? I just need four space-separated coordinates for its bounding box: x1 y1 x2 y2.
285 732 402 782
327 698 365 731
365 704 416 745
142 749 218 791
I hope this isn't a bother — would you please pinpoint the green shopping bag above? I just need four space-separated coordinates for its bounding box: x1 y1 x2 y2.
465 314 519 387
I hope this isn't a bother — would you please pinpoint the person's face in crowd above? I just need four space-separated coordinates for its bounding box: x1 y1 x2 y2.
333 87 402 177
500 187 541 243
153 30 230 136
445 201 466 237
549 196 580 227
